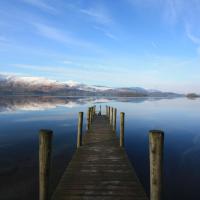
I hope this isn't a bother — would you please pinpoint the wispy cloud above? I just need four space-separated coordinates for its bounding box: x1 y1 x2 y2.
21 0 57 14
62 60 73 65
12 64 69 74
128 0 200 56
33 23 95 48
0 36 9 43
80 8 112 24
94 26 117 40
198 47 200 55
127 0 199 26
127 0 181 24
151 41 158 48
79 3 116 40
80 5 112 25
186 24 200 56
186 26 200 45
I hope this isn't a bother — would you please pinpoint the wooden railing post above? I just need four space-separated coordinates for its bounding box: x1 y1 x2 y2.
149 130 164 200
93 106 95 118
92 106 94 117
89 107 92 124
110 107 113 126
90 107 93 122
39 129 53 200
77 112 83 148
113 108 117 132
109 107 111 124
120 112 125 147
108 106 110 119
92 106 94 121
106 106 108 116
111 107 114 126
87 108 90 130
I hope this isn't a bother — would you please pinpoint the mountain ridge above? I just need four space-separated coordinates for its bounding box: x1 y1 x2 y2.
0 74 183 97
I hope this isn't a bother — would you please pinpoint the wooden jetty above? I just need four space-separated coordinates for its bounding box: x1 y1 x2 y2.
39 106 164 200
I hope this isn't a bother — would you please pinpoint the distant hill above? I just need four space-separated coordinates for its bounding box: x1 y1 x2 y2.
0 74 183 97
186 93 200 98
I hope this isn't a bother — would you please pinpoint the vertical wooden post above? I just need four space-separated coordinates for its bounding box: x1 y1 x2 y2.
90 107 93 122
113 108 117 132
111 107 114 126
109 107 112 125
93 106 95 118
109 107 111 123
92 106 94 120
39 129 53 200
77 112 83 148
87 108 90 130
120 112 125 147
89 107 92 124
90 107 92 121
149 130 164 200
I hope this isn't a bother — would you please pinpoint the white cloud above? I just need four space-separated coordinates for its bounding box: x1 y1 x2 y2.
186 26 200 45
94 26 117 40
151 41 158 48
63 60 73 65
7 60 200 93
197 47 200 56
128 0 200 57
186 25 200 56
0 36 8 42
33 23 95 48
80 4 112 25
127 0 200 26
21 0 57 14
12 64 69 74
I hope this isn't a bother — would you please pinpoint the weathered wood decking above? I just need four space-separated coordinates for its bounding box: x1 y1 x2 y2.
52 115 148 200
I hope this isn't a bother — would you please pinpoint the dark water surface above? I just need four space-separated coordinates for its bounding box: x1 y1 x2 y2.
0 96 200 200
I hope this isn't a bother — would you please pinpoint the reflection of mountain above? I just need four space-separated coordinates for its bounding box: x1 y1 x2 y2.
0 96 180 112
0 96 106 112
0 74 182 97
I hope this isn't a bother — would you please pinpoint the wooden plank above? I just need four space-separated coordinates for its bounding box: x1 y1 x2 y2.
52 115 148 200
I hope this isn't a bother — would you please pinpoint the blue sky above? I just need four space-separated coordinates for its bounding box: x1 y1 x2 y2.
0 0 200 93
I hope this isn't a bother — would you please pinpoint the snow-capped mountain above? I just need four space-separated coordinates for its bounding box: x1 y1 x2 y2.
0 74 181 97
0 74 111 95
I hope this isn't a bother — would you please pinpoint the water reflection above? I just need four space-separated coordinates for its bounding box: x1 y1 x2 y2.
0 96 109 112
0 96 200 200
0 95 179 113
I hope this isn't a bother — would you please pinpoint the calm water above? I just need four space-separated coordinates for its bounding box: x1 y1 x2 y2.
0 96 200 200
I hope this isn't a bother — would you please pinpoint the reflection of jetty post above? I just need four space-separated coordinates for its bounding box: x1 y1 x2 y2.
77 112 83 148
39 129 53 200
120 112 125 147
149 130 164 200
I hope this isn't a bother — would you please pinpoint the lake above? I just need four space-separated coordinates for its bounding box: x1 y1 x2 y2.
0 96 200 200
